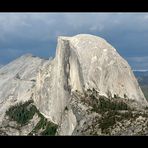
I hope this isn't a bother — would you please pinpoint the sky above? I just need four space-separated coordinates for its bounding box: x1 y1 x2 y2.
0 13 148 70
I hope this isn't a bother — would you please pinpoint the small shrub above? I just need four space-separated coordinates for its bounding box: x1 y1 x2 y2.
98 96 129 112
41 122 58 136
87 90 130 113
65 106 68 111
124 94 127 98
29 115 57 136
114 94 117 99
99 110 133 134
90 94 97 100
16 73 20 79
33 117 48 131
99 111 117 132
31 79 36 82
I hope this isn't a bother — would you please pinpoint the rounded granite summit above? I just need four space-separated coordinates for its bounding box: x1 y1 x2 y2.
34 34 148 126
59 34 116 51
56 34 146 104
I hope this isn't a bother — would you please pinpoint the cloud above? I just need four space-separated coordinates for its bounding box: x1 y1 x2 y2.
127 56 148 63
0 13 148 70
126 56 148 70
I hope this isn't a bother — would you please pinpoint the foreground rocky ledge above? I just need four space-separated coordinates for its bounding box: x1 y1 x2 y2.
1 89 148 136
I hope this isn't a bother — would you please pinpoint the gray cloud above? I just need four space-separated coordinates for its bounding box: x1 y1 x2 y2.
0 13 148 70
127 56 148 70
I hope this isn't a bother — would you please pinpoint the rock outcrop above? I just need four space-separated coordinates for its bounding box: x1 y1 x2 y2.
34 34 147 125
0 54 48 124
0 34 148 135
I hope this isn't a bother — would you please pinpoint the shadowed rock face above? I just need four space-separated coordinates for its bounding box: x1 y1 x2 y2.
34 34 147 125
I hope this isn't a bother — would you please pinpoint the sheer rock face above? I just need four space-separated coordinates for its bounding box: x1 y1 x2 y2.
68 34 146 103
34 38 84 124
0 54 48 124
34 34 147 126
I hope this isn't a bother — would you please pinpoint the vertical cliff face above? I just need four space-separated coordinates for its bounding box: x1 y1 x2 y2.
34 37 84 124
34 34 147 126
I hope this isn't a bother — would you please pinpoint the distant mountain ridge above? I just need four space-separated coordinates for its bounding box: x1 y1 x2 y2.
133 70 148 99
133 70 148 76
133 70 148 86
